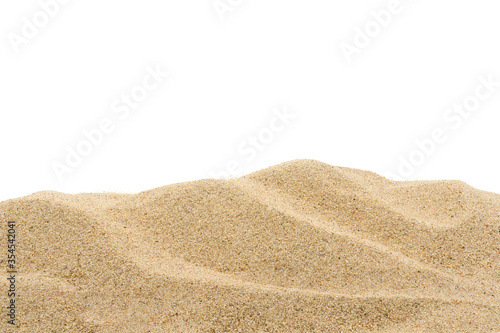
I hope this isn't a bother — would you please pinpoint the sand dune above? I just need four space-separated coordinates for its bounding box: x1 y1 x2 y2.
1 159 499 332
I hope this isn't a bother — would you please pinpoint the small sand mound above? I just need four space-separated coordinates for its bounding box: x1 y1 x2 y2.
1 159 499 332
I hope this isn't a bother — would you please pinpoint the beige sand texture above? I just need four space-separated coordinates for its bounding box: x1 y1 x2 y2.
1 159 499 332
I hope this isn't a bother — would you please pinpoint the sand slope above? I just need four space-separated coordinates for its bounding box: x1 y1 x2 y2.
1 160 499 332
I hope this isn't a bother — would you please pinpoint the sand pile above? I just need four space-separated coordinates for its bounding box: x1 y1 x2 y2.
1 159 499 332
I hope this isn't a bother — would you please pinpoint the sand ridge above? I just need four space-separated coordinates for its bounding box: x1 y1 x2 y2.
1 159 499 332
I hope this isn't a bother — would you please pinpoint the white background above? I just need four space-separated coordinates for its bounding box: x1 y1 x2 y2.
1 0 500 202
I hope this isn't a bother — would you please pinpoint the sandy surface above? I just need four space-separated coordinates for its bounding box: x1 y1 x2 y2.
1 159 499 332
